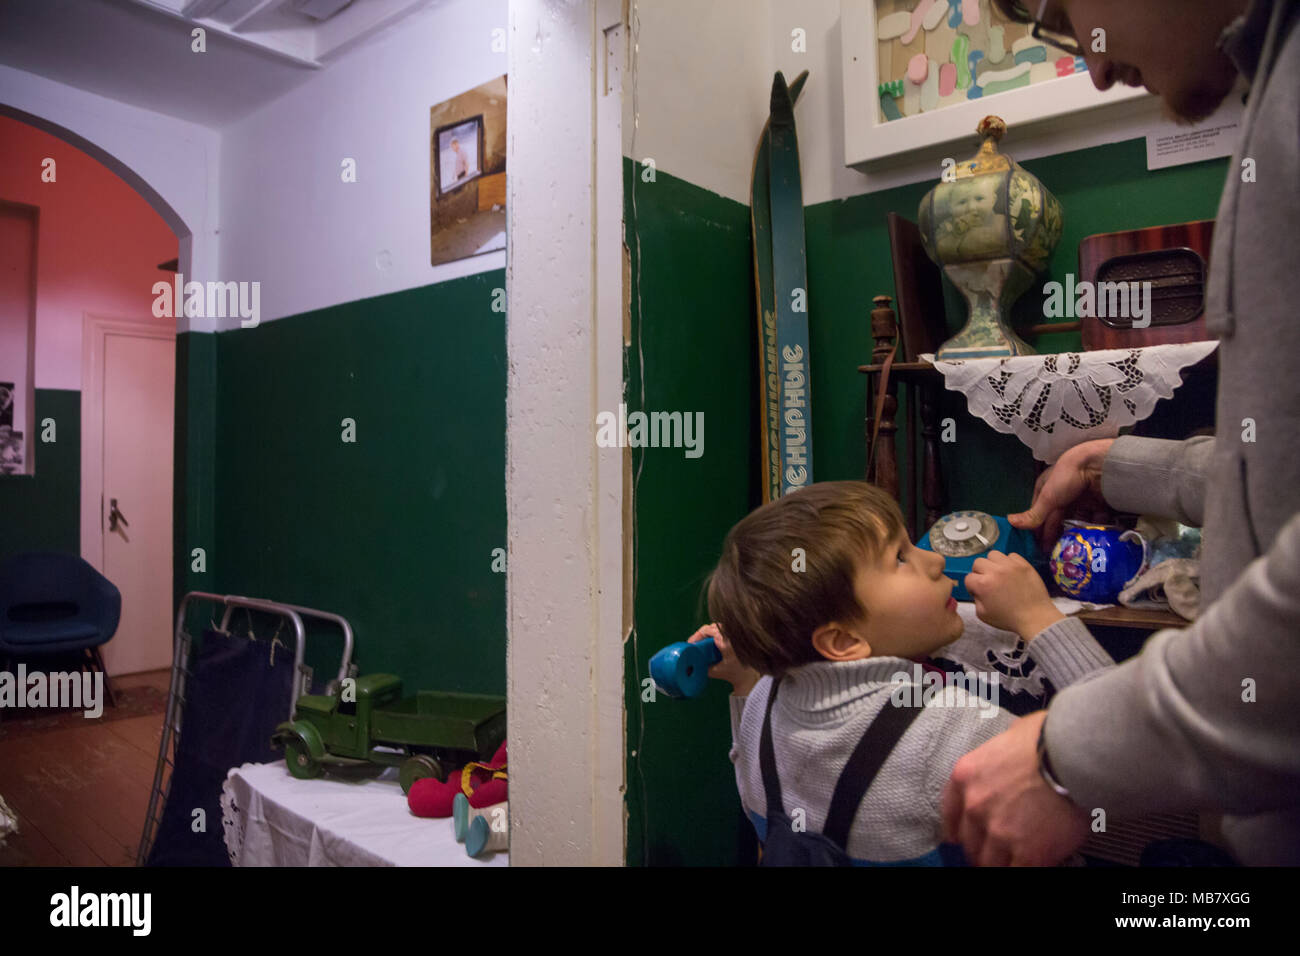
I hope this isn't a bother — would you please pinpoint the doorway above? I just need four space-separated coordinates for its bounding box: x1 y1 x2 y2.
81 315 176 676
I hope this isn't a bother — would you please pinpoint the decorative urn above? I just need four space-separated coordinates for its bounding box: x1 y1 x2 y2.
917 116 1063 359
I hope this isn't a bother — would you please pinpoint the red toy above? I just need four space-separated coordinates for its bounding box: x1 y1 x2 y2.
407 740 507 818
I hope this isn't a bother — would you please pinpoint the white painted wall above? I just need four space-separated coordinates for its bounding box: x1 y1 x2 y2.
625 0 1178 207
507 0 626 865
0 64 220 329
771 0 1176 204
217 0 510 329
625 0 773 204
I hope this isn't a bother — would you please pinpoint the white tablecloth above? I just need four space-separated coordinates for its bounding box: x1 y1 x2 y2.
220 761 508 867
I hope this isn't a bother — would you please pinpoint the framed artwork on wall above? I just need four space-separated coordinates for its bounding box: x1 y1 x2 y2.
841 0 1150 167
1 199 37 477
434 115 485 198
430 74 507 267
0 381 22 476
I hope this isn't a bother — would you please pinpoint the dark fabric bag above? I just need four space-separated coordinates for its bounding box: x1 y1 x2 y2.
147 628 295 866
758 676 920 867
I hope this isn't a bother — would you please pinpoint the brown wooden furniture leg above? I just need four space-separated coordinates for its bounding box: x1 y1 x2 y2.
905 381 917 541
868 298 900 503
919 381 947 531
865 375 875 481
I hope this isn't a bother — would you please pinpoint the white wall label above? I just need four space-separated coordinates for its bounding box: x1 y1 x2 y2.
1146 93 1244 171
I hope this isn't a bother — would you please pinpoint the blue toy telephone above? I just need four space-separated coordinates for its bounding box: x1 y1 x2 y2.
916 510 1043 601
649 637 723 699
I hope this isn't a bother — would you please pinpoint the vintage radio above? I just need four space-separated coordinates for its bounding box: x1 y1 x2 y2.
1077 219 1215 350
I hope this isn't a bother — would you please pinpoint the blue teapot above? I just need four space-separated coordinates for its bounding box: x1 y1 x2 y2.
1049 521 1149 604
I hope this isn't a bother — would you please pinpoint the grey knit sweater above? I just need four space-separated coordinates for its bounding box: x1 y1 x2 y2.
729 616 1114 864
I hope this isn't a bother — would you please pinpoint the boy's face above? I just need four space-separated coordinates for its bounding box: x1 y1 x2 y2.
849 532 963 657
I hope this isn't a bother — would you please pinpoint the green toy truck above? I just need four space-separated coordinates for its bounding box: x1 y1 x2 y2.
270 674 506 794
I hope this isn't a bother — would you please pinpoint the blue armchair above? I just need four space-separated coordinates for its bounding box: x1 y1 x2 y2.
0 552 121 706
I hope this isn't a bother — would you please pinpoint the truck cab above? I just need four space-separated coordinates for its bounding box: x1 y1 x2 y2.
295 674 403 760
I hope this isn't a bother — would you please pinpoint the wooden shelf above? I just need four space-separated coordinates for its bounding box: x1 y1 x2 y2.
857 360 934 374
1074 606 1190 631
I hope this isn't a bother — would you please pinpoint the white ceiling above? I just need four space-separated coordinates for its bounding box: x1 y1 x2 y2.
0 0 436 129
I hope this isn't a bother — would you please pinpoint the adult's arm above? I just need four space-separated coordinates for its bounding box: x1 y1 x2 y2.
1101 434 1214 526
1043 509 1300 817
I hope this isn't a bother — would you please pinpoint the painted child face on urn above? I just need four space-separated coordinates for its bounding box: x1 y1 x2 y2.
1013 0 1250 125
935 178 1007 260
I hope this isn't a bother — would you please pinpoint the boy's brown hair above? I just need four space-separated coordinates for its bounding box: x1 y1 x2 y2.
707 481 906 677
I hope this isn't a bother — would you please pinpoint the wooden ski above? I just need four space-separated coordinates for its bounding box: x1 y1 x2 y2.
751 70 811 503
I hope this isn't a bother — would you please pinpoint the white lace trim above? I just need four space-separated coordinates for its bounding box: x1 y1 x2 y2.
220 771 245 866
0 794 18 846
920 342 1219 463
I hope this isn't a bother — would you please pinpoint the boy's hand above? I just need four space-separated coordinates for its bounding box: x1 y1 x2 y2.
964 551 1064 640
689 624 759 697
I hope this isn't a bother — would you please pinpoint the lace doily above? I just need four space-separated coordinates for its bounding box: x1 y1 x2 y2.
920 342 1219 462
220 770 246 866
0 794 18 846
930 598 1108 715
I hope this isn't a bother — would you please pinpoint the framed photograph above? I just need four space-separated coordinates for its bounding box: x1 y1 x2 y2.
841 0 1149 167
0 381 22 477
430 75 507 267
0 429 23 476
434 115 485 198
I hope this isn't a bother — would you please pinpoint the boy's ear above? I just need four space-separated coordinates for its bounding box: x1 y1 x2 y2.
811 621 871 661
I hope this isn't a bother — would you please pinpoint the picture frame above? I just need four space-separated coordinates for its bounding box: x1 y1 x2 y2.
430 74 506 267
0 381 22 476
433 114 486 199
840 0 1150 168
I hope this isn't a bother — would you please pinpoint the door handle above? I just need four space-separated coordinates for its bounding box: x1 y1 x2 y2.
109 498 129 532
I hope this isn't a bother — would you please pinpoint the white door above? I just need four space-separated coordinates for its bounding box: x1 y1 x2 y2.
99 330 174 676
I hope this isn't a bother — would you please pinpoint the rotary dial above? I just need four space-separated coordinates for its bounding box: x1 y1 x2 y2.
928 510 1000 558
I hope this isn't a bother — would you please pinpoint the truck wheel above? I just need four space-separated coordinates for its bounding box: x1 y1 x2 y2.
274 720 325 780
400 754 446 794
285 736 321 779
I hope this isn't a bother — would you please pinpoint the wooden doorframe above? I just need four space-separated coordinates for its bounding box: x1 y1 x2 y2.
80 313 176 573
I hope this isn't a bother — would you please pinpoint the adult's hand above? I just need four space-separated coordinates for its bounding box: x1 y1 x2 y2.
1009 438 1116 551
940 710 1091 865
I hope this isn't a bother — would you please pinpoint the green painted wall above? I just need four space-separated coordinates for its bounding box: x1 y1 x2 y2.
625 140 1229 866
0 389 79 562
624 160 761 867
3 278 506 710
806 138 1230 517
174 331 217 617
209 275 506 696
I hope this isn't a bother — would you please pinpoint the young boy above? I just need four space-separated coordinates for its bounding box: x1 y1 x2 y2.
702 480 1113 865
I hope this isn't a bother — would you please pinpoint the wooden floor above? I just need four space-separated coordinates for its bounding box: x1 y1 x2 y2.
0 669 170 867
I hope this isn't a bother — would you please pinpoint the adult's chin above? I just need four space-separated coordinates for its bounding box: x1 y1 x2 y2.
1163 77 1236 125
